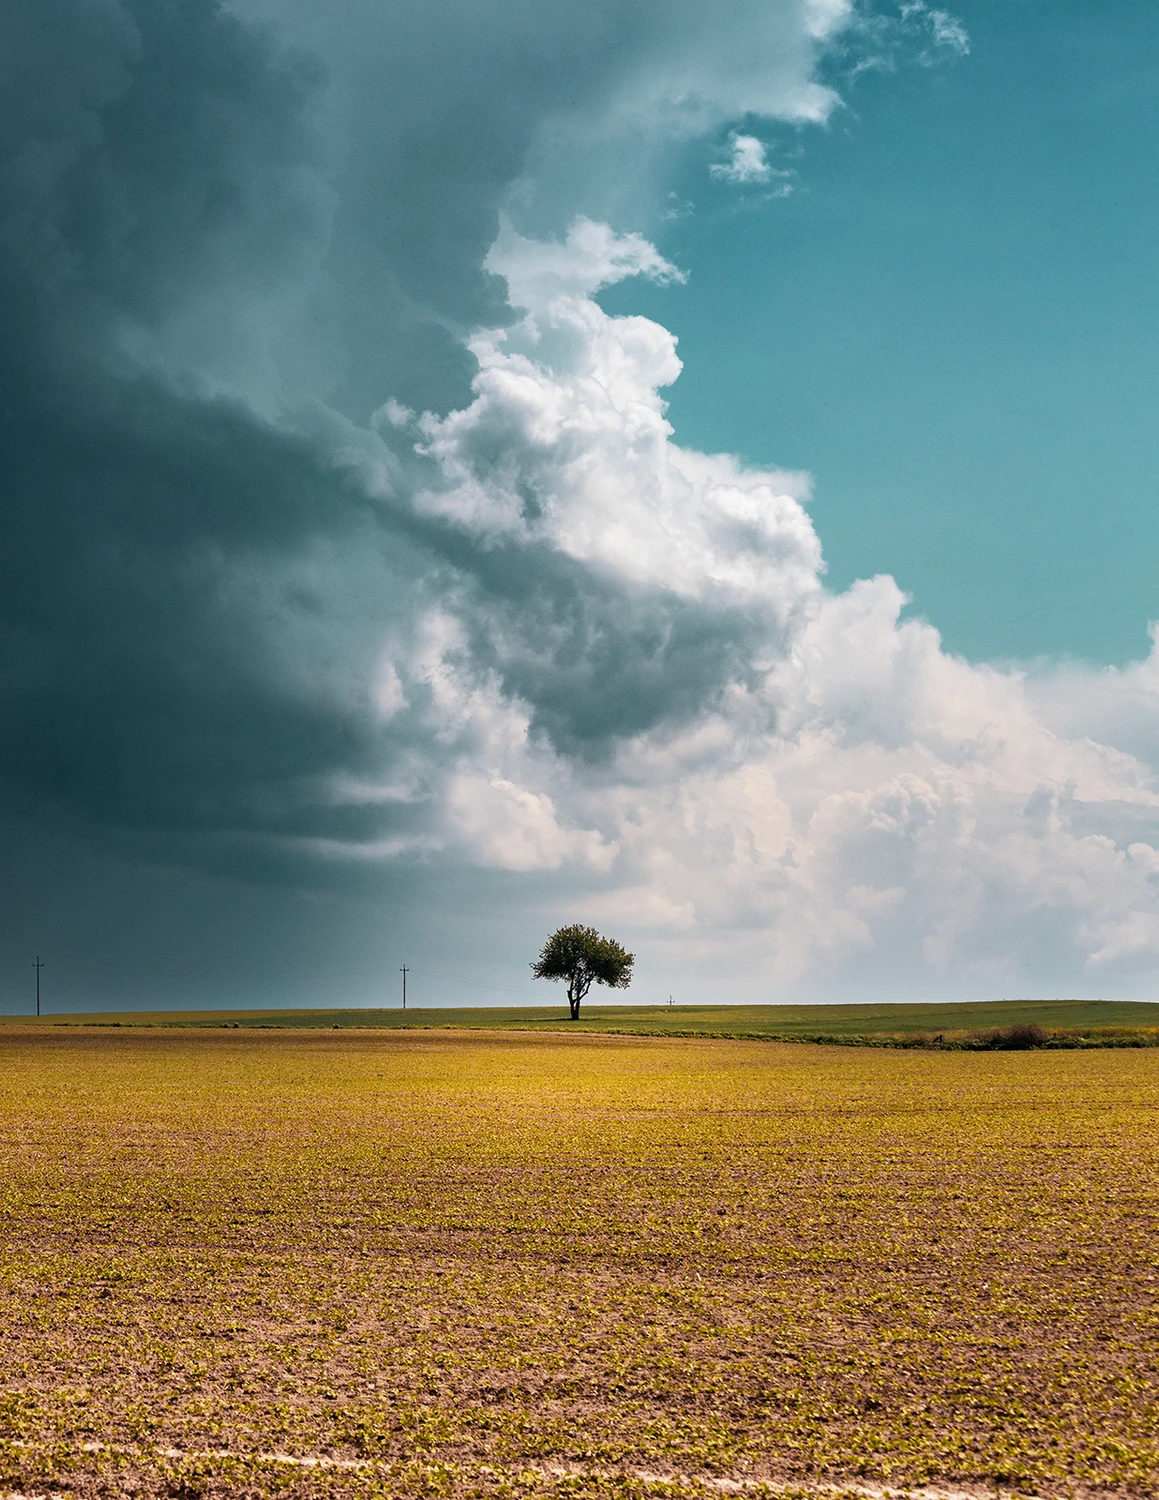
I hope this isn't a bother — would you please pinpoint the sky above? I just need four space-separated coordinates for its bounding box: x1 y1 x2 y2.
2 0 1158 1014
607 0 1159 666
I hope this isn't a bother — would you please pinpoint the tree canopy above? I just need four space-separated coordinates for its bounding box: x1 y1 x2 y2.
530 924 634 1020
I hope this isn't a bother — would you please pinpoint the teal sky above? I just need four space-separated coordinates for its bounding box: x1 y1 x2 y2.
603 0 1159 667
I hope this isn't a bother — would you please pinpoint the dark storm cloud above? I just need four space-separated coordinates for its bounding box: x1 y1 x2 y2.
0 0 325 373
0 0 395 854
237 0 663 418
0 0 810 881
2 390 366 828
405 530 780 756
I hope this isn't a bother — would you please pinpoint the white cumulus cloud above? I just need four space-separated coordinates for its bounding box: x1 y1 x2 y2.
366 222 1159 999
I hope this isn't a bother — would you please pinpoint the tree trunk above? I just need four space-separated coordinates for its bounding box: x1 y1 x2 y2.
569 991 581 1020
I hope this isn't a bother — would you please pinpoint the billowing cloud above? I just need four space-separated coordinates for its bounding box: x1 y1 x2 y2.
1 0 1155 1011
358 230 1159 996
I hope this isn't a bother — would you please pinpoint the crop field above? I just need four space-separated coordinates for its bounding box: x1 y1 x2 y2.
1 1028 1157 1499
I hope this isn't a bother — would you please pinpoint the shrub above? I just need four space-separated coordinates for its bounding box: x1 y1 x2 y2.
981 1023 1048 1050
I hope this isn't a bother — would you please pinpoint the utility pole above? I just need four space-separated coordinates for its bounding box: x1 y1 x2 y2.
34 956 43 1018
400 965 408 1010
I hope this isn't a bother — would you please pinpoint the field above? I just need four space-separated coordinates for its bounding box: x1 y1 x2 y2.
1 1027 1157 1499
7 997 1159 1044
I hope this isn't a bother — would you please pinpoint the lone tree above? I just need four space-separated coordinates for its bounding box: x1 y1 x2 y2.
531 924 634 1020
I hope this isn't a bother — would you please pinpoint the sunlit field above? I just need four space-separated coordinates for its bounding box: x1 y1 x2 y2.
2 1028 1157 1498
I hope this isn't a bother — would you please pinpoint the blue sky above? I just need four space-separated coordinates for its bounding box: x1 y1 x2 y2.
604 0 1159 665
